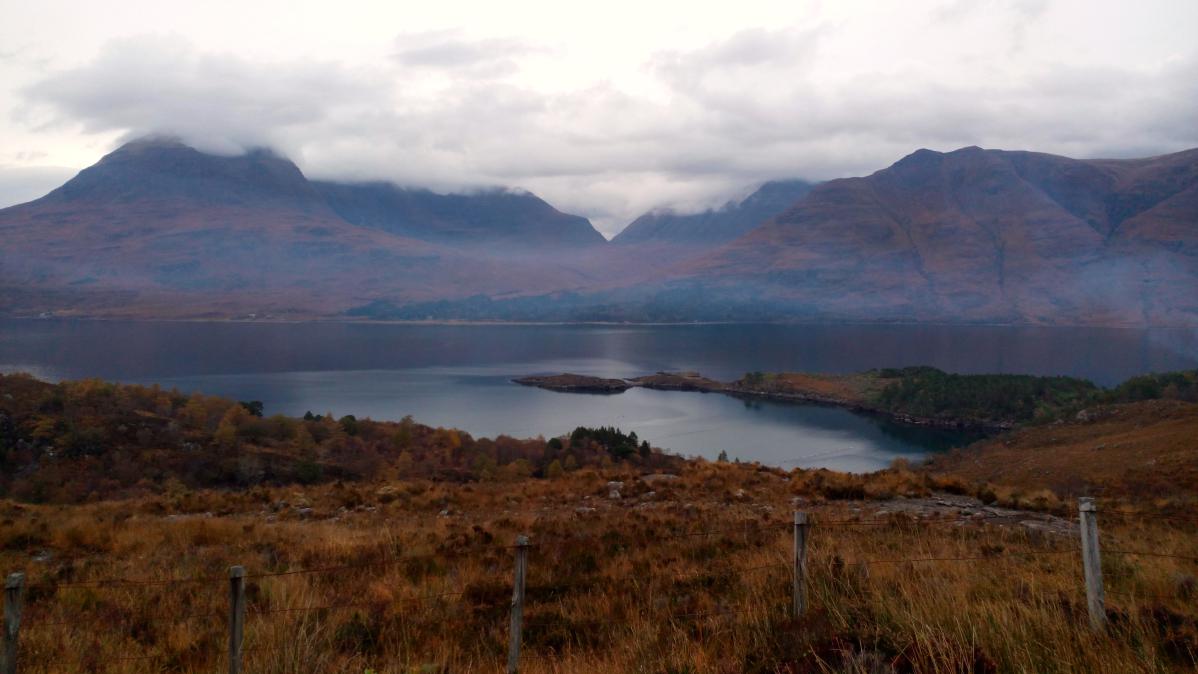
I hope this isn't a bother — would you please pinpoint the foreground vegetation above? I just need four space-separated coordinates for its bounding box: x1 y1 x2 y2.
1 372 1197 672
4 462 1198 673
0 373 680 504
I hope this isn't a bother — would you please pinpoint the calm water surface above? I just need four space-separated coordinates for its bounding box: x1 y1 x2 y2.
2 320 1195 472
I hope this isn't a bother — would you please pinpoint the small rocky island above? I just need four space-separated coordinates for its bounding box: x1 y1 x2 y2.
512 373 633 393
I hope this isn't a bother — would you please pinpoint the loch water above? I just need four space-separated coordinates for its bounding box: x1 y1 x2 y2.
2 320 1194 472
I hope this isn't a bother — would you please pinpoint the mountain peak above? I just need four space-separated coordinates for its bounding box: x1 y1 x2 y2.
892 145 990 169
43 138 321 210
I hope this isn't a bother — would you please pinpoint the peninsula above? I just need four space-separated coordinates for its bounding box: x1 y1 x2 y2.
514 367 1194 432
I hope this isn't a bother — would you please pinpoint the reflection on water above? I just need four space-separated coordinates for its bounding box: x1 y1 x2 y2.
1 319 1194 472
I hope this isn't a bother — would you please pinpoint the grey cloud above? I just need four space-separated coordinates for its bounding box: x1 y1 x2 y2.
393 30 544 78
656 27 822 70
932 0 1048 54
13 31 1198 237
23 35 379 157
650 30 1198 163
934 0 1048 24
650 27 825 100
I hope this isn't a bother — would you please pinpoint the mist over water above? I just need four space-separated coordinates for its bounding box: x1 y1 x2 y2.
2 319 1194 471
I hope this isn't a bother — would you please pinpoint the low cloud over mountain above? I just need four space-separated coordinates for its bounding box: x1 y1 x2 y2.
9 1 1197 235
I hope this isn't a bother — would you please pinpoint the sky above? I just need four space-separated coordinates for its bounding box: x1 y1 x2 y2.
0 0 1196 237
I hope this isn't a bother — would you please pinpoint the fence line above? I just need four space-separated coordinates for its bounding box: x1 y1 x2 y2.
854 549 1078 566
33 573 225 590
27 545 496 595
3 499 1195 672
523 605 753 629
814 513 1016 526
524 560 789 594
1104 549 1198 562
19 514 1040 594
1100 509 1198 525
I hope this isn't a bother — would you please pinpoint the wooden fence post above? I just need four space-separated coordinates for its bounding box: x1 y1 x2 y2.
228 566 246 674
1078 498 1105 631
3 573 24 674
793 512 809 617
507 535 529 674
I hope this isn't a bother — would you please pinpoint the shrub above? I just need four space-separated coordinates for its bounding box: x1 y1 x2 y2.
339 415 360 436
239 400 264 417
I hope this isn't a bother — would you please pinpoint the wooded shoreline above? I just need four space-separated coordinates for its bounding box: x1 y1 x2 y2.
513 371 1014 432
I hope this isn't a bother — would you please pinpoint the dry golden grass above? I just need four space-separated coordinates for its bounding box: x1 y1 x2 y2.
926 400 1198 502
3 461 1197 673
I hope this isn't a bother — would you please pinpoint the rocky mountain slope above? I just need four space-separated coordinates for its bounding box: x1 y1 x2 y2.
676 146 1198 325
0 138 606 317
315 181 605 249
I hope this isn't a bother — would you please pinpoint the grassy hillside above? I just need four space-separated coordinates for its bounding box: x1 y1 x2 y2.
926 399 1198 502
4 460 1198 672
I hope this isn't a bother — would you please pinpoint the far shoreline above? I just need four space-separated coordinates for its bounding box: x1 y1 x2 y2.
2 314 1190 331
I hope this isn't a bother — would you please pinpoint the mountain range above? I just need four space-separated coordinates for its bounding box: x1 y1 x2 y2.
679 146 1198 325
1 138 1195 325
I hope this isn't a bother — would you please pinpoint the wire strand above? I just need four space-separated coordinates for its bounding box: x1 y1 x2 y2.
1104 549 1198 563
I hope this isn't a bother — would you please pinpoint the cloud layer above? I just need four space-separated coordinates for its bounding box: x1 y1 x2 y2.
13 3 1198 236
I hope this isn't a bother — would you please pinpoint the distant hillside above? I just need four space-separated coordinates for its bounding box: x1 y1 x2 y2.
0 138 423 310
675 146 1198 326
315 181 606 249
926 399 1198 499
612 179 813 246
0 138 606 318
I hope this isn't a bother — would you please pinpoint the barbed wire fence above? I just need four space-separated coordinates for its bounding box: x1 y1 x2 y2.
2 497 1195 673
